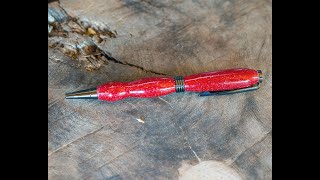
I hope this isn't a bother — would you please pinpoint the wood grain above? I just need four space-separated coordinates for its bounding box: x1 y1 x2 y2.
48 0 272 179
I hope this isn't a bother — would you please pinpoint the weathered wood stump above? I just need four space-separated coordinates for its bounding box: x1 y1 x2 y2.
48 0 272 179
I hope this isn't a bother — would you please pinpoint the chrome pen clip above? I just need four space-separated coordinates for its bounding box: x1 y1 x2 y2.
199 70 263 97
198 83 260 96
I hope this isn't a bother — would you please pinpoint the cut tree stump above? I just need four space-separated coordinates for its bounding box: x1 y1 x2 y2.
48 0 272 179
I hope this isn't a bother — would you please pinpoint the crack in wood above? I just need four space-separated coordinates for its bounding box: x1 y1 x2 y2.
228 130 272 165
179 126 201 163
97 144 139 170
157 97 173 108
48 3 167 76
95 46 168 76
256 36 266 61
48 126 104 157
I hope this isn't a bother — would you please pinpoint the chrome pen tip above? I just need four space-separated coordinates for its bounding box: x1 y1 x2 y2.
65 88 98 99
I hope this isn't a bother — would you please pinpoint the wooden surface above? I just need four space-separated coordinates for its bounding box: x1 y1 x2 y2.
48 0 272 179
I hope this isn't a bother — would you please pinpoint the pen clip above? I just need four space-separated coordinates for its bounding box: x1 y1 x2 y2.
198 83 260 97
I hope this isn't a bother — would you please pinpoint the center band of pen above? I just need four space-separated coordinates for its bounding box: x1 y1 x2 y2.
174 76 185 93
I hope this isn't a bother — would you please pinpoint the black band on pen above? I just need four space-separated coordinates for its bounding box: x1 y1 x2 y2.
174 76 185 93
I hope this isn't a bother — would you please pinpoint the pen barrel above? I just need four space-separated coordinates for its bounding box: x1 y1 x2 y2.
184 68 260 92
97 68 260 102
97 77 176 101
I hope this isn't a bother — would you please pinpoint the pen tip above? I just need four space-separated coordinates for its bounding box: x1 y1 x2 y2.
65 88 98 99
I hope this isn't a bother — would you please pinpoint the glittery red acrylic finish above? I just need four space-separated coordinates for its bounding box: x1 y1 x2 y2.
184 68 259 92
97 68 259 101
98 77 176 101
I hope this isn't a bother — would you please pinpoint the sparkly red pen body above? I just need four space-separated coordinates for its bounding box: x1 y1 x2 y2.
184 68 259 92
97 77 176 101
97 68 260 102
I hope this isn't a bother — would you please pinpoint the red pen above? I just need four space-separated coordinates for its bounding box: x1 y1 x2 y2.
65 68 263 102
